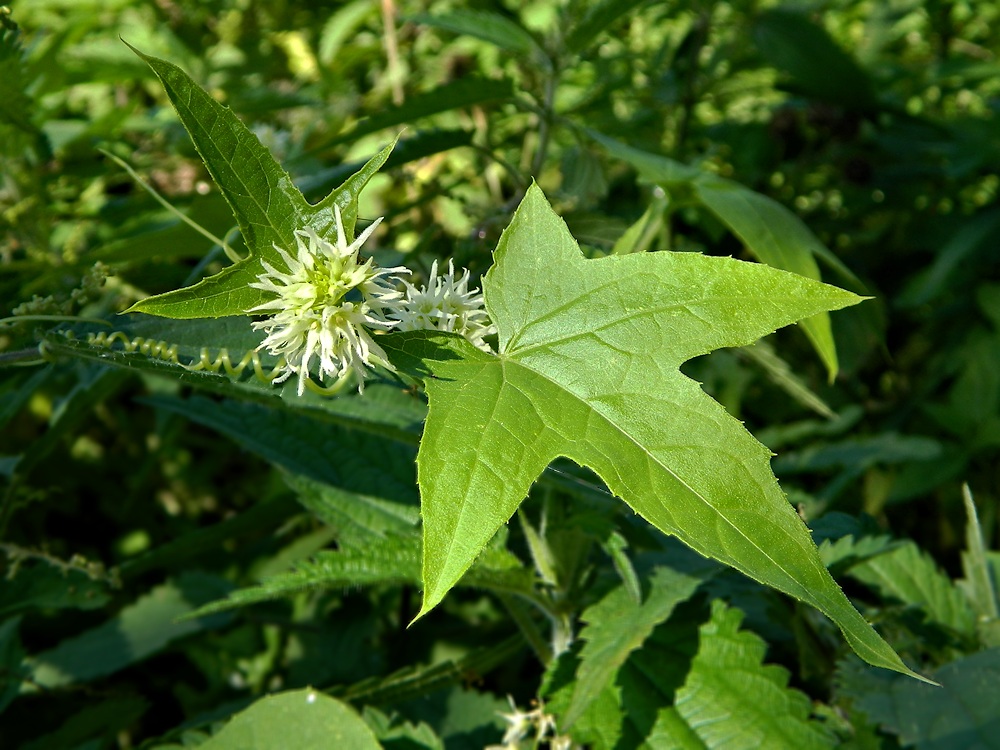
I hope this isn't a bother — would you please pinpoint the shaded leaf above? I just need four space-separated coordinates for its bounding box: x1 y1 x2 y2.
408 10 547 63
753 10 879 110
565 0 649 54
839 649 1000 750
198 689 380 750
26 574 232 688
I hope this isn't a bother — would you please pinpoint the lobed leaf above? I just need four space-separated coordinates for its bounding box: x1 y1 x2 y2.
383 183 922 679
122 46 395 319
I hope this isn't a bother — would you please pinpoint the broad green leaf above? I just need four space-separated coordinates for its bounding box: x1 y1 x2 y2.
847 542 977 639
838 649 1000 750
26 574 232 688
590 130 862 378
693 177 845 378
564 566 707 727
198 689 380 750
382 183 921 679
122 46 395 318
648 601 835 749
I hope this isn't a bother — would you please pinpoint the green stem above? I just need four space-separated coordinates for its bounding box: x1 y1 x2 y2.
499 593 553 665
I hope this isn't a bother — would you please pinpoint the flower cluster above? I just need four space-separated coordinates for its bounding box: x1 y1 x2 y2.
389 259 496 351
248 208 494 394
248 206 404 395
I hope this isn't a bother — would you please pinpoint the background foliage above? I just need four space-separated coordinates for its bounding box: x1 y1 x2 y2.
1 0 999 747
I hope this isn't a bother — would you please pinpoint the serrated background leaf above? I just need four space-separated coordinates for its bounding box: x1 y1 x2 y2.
383 184 917 678
650 601 835 749
564 565 706 727
839 649 1000 750
847 542 977 638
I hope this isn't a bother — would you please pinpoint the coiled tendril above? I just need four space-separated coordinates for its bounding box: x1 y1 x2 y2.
68 330 350 395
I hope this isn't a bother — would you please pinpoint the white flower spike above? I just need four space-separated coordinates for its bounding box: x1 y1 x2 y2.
391 259 496 351
248 205 406 395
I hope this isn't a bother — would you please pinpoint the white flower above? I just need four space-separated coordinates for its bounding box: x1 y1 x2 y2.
248 205 406 395
390 259 496 351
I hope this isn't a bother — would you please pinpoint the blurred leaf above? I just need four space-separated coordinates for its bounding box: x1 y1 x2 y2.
847 542 977 639
565 0 648 54
198 689 380 750
383 185 917 679
958 485 1000 644
773 433 942 474
753 10 878 110
0 616 26 714
408 10 547 64
648 602 835 748
739 340 835 418
611 194 667 255
318 0 378 66
0 556 112 617
27 573 232 688
839 649 1000 750
318 77 514 150
897 209 1000 308
0 12 39 138
564 565 706 727
21 696 148 750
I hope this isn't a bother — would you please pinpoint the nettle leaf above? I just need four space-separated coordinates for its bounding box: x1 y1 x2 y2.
649 601 835 749
838 649 1000 750
564 565 708 728
847 541 978 639
123 46 394 319
382 183 921 679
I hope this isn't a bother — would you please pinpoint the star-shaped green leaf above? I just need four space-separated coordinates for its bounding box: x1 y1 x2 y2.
382 183 925 680
122 45 394 319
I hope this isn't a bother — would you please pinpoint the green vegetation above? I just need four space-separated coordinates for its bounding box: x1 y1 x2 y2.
2 1 999 747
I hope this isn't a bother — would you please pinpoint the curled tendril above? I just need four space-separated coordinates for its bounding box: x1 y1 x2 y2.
70 330 351 396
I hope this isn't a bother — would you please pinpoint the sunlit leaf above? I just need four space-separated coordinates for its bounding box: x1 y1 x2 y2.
382 183 920 679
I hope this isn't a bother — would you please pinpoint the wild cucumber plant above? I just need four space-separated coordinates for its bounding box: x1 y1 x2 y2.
6 4 1000 747
52 46 925 684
